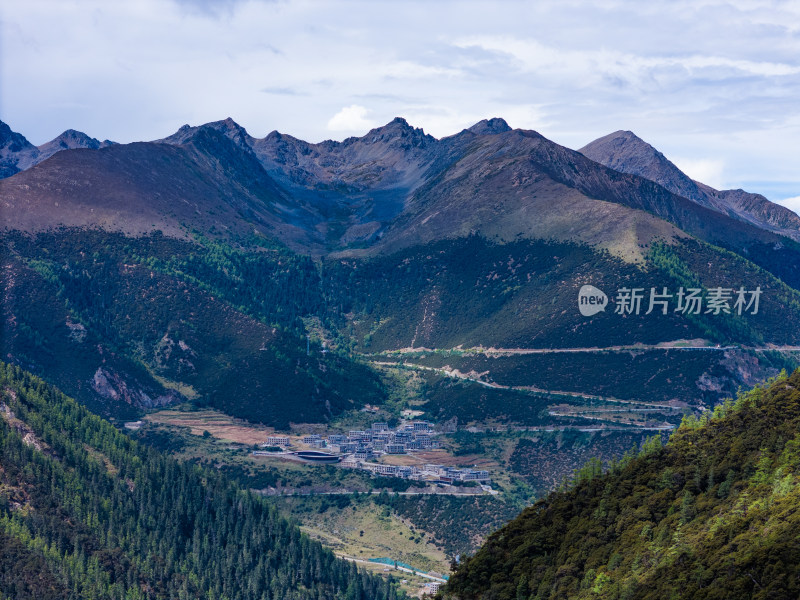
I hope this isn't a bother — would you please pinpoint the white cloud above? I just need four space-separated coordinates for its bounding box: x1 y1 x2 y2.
2 0 800 199
670 157 726 189
382 61 462 80
327 105 376 133
776 196 800 217
452 34 800 89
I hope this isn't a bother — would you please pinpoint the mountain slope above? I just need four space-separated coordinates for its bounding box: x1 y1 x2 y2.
3 117 800 429
579 130 800 240
1 229 385 426
378 127 790 256
5 117 799 276
0 363 402 600
155 117 800 276
0 128 327 249
443 370 800 600
0 121 38 178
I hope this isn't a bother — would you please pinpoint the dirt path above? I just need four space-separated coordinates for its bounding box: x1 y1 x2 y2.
371 361 682 409
373 343 800 357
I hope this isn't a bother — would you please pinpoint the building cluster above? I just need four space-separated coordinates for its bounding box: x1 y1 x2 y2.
260 421 490 485
342 461 490 484
299 421 442 458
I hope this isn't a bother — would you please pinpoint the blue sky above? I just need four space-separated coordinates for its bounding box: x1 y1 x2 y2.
2 0 799 211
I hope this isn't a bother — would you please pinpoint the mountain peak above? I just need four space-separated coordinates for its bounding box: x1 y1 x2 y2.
358 117 434 149
582 129 650 153
48 129 103 149
580 130 800 238
0 120 38 177
367 116 414 136
206 117 250 138
467 117 511 135
36 129 114 163
158 118 251 148
580 129 707 205
0 120 36 153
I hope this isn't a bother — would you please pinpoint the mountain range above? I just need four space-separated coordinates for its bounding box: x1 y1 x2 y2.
2 116 800 432
3 117 799 255
3 116 800 599
0 120 115 179
0 118 800 248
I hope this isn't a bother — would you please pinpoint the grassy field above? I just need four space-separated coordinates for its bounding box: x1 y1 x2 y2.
144 407 274 444
272 495 451 575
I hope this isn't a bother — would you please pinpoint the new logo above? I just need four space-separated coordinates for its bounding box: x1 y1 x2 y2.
578 285 608 316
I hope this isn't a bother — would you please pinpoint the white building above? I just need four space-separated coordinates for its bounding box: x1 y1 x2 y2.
425 582 441 594
354 448 374 460
265 436 290 447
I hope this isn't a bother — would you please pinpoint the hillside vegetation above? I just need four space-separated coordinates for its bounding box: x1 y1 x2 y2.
0 363 402 600
2 230 384 426
443 370 800 600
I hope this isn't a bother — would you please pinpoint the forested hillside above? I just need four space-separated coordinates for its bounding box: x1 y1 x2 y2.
443 370 800 600
0 363 403 600
2 230 384 426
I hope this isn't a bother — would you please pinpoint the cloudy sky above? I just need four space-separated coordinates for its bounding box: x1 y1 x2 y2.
2 0 799 210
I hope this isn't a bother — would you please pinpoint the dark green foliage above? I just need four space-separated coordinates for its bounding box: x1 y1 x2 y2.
2 230 385 427
372 493 518 559
0 363 404 600
142 234 324 332
648 239 800 345
443 371 800 600
0 531 69 600
510 431 669 493
449 431 487 456
722 239 800 292
408 349 734 408
325 236 711 352
419 375 588 427
5 228 800 431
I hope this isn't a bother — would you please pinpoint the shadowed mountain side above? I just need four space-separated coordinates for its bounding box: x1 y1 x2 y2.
0 120 38 178
2 230 386 426
371 128 786 262
159 116 440 248
159 117 693 261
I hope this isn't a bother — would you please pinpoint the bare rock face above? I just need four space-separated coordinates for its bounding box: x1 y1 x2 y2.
580 130 800 240
0 120 38 177
580 130 708 206
92 367 177 409
466 117 512 135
